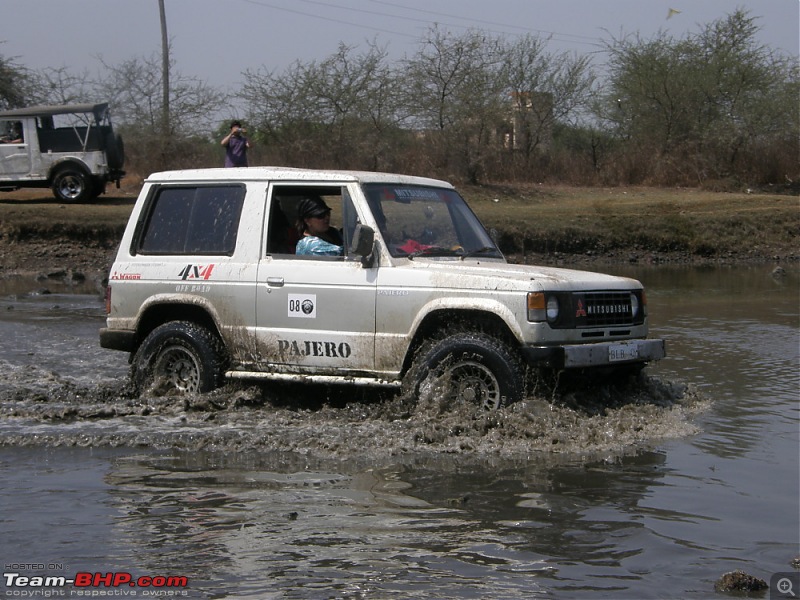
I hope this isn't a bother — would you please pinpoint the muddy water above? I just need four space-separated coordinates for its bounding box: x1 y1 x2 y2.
0 265 797 598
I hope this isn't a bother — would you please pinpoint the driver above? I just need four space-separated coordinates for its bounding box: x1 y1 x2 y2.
1 122 22 144
294 197 344 256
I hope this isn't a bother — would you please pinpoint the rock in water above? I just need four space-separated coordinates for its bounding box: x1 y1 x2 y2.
714 570 768 593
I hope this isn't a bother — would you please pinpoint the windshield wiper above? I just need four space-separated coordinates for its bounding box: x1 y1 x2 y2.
460 246 501 260
407 246 460 260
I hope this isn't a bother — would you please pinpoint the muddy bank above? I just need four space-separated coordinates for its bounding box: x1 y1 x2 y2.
0 236 117 284
2 183 798 281
0 235 792 298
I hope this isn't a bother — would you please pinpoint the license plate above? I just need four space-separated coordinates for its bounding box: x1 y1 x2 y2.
609 342 639 362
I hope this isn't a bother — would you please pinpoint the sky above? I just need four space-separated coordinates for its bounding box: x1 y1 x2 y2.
2 0 798 115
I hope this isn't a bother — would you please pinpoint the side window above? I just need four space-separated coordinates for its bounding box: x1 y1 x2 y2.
136 185 245 255
266 185 352 259
0 119 23 143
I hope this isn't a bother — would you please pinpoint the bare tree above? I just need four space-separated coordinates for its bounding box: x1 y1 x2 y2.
402 26 507 182
25 66 99 106
503 35 595 164
98 52 222 136
0 52 33 109
97 51 223 172
601 9 799 184
242 41 403 170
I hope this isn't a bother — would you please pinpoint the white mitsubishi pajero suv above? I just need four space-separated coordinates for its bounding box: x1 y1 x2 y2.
100 167 665 410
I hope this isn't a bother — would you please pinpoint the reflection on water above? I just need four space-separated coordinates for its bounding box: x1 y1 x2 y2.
0 264 798 598
2 448 673 598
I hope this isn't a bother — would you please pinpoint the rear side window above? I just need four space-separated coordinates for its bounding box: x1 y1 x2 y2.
136 185 245 255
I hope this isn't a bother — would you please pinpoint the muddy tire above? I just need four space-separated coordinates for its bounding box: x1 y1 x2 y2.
52 167 93 203
402 331 525 411
132 321 227 395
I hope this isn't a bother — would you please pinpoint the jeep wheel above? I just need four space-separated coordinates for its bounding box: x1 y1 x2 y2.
52 168 93 203
132 321 227 395
403 332 525 411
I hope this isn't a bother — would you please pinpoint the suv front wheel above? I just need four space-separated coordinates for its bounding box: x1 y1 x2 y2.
403 331 526 411
52 167 93 203
132 321 228 395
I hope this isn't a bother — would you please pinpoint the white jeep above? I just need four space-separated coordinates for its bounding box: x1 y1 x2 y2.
0 102 125 202
100 167 665 410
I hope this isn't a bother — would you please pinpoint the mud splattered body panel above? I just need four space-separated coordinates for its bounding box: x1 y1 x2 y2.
100 167 664 389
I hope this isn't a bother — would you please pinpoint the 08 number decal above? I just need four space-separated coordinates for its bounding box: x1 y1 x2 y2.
288 294 316 318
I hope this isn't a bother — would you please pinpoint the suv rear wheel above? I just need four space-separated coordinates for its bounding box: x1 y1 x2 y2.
403 331 525 411
132 321 228 395
52 167 93 203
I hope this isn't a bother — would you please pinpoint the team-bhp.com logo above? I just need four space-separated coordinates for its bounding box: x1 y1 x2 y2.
4 571 189 593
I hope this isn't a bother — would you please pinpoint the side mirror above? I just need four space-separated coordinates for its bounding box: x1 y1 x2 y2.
349 224 375 267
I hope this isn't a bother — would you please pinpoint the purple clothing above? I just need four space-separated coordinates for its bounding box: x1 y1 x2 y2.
224 134 249 167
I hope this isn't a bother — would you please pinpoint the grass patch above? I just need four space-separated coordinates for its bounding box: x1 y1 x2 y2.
461 184 799 259
0 193 134 242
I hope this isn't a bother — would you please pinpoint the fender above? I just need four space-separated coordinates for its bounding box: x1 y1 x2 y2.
407 295 525 343
134 292 230 339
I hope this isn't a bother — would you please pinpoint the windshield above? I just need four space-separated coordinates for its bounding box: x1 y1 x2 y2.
362 184 502 259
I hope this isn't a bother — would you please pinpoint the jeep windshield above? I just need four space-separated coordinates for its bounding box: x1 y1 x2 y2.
362 184 502 260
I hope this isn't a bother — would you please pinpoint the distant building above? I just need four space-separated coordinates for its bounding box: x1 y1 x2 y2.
505 91 553 153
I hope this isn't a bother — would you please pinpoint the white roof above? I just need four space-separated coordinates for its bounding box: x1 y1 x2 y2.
0 102 110 118
145 166 453 188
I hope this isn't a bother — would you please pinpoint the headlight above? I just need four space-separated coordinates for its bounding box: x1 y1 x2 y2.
546 296 560 322
630 292 640 319
528 292 559 323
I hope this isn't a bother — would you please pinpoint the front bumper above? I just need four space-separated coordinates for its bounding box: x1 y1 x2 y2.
522 338 666 369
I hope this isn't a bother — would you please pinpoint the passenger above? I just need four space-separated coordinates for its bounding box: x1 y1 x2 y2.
295 197 344 256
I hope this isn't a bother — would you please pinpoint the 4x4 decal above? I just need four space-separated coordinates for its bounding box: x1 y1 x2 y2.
178 264 215 281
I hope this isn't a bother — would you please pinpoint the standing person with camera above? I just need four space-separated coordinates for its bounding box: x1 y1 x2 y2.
221 120 251 167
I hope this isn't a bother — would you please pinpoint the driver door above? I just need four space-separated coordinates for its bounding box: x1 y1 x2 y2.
254 182 378 374
0 119 31 176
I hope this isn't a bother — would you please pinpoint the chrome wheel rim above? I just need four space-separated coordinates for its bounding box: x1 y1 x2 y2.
57 175 83 199
153 345 201 393
445 360 501 411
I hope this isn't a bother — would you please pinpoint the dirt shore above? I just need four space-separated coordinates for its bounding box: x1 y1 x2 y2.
0 237 117 278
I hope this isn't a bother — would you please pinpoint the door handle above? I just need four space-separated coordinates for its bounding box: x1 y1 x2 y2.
266 277 285 287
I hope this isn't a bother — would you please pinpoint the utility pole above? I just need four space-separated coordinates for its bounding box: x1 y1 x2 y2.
158 0 170 135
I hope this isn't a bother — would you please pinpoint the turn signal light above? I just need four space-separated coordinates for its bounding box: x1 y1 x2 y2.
527 292 546 322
